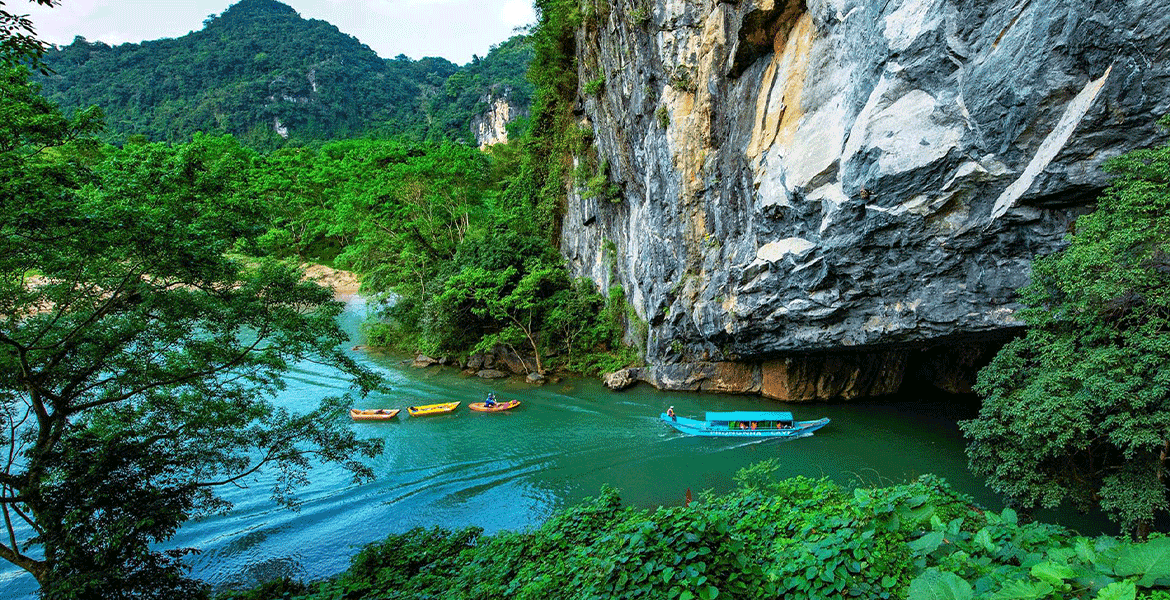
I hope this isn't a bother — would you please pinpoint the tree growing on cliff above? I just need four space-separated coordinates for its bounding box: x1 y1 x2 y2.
0 66 385 596
962 116 1170 537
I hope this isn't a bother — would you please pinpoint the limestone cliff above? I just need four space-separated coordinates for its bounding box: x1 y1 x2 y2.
561 0 1170 400
472 89 528 148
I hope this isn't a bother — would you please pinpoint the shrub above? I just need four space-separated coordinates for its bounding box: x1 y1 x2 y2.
584 75 605 96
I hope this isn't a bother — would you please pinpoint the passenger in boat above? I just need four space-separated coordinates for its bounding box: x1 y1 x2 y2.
738 422 747 430
485 393 497 408
750 422 757 430
666 406 676 420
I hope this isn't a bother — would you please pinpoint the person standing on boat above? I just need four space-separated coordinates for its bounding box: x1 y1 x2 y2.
485 392 497 408
667 406 676 421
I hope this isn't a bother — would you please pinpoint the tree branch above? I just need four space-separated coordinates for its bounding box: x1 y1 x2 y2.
66 325 273 415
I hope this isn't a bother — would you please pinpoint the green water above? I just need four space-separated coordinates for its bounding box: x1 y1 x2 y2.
0 296 1066 597
180 297 998 590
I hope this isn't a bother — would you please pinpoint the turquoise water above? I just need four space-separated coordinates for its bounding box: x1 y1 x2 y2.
0 296 1026 597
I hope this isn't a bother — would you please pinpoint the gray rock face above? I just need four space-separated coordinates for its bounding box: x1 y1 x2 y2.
562 0 1170 397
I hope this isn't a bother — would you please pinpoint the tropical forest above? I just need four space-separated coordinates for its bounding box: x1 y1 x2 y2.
3 0 1170 599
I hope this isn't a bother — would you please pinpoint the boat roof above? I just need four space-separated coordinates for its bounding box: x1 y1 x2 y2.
705 411 793 422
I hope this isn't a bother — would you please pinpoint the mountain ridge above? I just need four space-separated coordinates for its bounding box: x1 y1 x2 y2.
33 0 531 148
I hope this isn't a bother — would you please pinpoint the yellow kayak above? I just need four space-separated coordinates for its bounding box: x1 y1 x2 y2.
349 408 399 421
407 401 460 416
469 400 521 412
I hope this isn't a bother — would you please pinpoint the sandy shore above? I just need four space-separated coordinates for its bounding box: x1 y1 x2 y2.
301 263 361 299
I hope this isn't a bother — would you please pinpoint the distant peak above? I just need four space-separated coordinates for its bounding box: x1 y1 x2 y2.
220 0 299 19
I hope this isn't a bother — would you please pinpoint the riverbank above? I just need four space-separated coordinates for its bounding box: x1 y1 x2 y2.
301 263 361 299
216 467 1153 600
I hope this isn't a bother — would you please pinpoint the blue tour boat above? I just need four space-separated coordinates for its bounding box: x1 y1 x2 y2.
660 410 829 438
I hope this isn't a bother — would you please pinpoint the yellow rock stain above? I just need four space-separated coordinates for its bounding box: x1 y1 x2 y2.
746 11 814 162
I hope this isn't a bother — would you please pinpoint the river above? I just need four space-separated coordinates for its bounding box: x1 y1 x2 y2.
2 295 1012 598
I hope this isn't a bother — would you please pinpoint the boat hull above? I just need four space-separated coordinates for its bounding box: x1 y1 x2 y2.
350 408 399 421
660 414 829 438
469 400 520 412
408 401 460 416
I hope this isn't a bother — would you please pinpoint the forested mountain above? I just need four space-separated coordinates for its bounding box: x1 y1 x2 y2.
32 0 531 148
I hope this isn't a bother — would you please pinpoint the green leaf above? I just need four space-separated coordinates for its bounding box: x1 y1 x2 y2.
975 528 998 553
907 569 973 600
989 580 1054 600
900 502 935 525
1074 537 1098 565
1114 537 1170 586
1030 561 1077 586
909 531 945 554
1094 580 1136 600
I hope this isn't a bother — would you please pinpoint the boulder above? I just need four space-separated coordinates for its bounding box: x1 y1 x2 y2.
411 355 438 368
603 369 637 391
500 349 539 375
476 369 508 379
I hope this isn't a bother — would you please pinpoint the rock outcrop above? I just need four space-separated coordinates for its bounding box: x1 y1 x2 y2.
472 88 528 148
564 0 1170 399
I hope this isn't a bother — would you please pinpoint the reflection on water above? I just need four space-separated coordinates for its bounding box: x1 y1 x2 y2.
0 296 1042 598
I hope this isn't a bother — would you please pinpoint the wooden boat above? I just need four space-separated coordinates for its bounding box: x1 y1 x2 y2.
407 401 460 416
349 408 399 421
660 410 829 438
469 400 521 412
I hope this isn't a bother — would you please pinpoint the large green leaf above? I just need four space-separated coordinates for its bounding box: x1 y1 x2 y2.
975 528 999 553
1030 561 1077 586
1114 537 1170 586
908 569 973 600
909 531 946 555
1094 580 1136 600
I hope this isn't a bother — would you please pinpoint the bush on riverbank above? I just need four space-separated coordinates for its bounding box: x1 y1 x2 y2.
218 460 1170 600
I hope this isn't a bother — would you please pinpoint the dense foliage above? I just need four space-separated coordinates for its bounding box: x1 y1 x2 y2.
424 34 533 143
509 0 582 241
232 0 632 374
221 461 1170 600
963 117 1170 538
0 65 386 596
245 136 635 374
31 0 531 148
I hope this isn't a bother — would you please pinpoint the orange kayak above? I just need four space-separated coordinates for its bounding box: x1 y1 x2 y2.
469 400 521 412
349 408 399 421
407 401 460 416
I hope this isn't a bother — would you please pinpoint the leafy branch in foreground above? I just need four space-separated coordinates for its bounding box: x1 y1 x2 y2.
0 66 386 597
0 0 56 72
